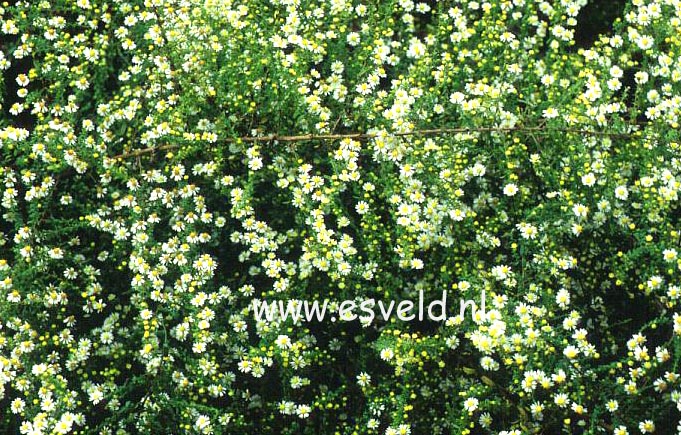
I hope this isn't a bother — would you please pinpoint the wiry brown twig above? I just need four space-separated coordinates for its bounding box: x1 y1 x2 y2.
112 125 640 160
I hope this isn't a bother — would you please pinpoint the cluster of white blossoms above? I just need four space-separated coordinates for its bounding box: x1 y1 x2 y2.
2 0 681 434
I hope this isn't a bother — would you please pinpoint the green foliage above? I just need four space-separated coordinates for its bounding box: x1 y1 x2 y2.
1 0 681 434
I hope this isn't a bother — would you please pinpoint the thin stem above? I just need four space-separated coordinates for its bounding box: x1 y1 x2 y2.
112 124 643 160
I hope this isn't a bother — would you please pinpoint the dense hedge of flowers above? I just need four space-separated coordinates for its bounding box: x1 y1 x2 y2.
2 0 681 433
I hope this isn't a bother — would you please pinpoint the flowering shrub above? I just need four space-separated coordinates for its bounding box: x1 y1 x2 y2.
2 0 681 433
